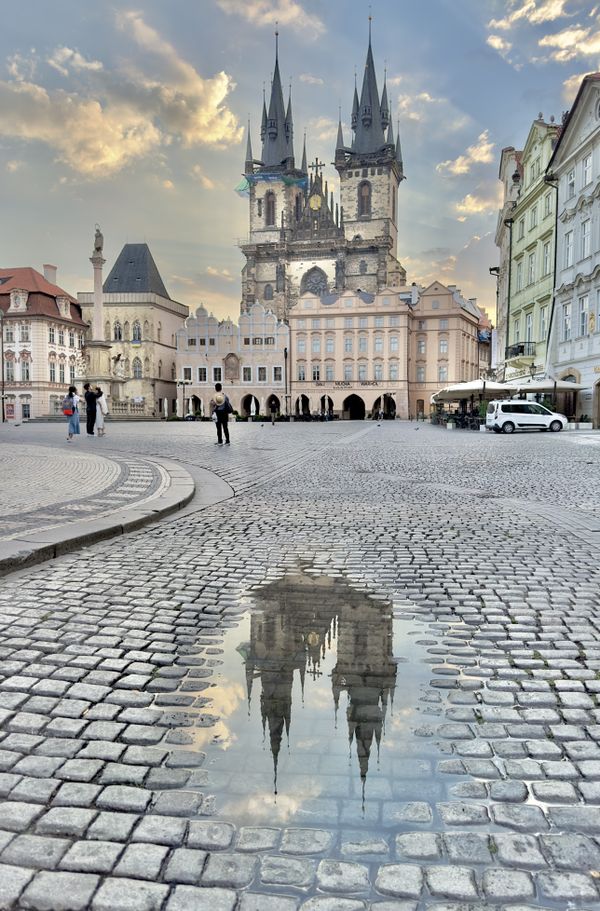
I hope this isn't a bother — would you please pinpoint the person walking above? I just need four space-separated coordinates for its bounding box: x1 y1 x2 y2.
83 382 98 436
270 400 278 426
210 382 232 445
95 386 108 437
62 385 80 442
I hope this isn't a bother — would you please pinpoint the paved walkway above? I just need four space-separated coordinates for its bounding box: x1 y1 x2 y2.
0 421 600 909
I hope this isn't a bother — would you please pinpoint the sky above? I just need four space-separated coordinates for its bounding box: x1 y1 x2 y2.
1 0 599 321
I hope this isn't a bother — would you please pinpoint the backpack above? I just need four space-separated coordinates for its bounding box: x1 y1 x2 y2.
62 394 73 416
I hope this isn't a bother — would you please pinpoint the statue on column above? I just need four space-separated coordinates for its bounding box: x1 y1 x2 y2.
335 254 346 291
93 225 104 257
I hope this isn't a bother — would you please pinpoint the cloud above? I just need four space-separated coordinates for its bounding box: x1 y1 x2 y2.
299 73 324 85
0 11 242 178
562 69 594 100
395 91 469 132
539 24 600 61
48 47 103 76
216 0 325 37
5 160 22 172
455 185 504 220
437 131 495 176
162 179 174 189
487 34 513 53
7 52 36 81
307 116 339 142
489 0 570 30
191 164 216 189
207 266 234 282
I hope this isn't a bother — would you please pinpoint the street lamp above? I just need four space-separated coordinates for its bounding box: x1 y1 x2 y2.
0 309 5 423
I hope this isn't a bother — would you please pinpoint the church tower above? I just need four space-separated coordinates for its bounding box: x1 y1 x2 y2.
335 23 406 290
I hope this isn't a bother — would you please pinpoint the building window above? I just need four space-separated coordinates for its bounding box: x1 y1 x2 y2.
543 192 552 217
213 367 222 383
158 360 162 378
439 338 448 355
326 336 334 353
516 260 523 291
359 317 368 328
416 366 425 383
21 360 30 382
561 303 571 341
69 365 75 382
325 318 335 328
273 366 282 382
358 181 371 216
374 335 383 353
517 218 525 240
48 326 55 344
358 364 367 381
49 361 56 383
6 361 15 383
567 168 575 199
312 337 321 354
390 335 399 352
183 367 192 381
58 329 65 346
417 339 426 354
389 363 398 381
581 219 591 259
265 336 275 346
59 363 65 384
374 316 384 328
513 318 520 343
438 366 447 382
297 319 306 329
344 317 354 329
417 320 426 330
311 318 321 329
542 241 551 276
265 191 275 226
113 322 122 341
358 336 368 353
298 364 306 381
312 364 320 381
132 357 142 378
68 330 75 348
579 294 589 336
209 338 216 346
439 319 449 329
22 403 30 419
243 337 250 346
583 153 592 186
565 230 574 267
344 364 352 381
540 306 547 340
132 321 142 342
297 338 306 354
264 284 273 301
529 205 538 230
188 337 197 347
242 366 252 382
198 367 207 382
374 363 383 381
527 252 536 285
19 324 29 342
344 336 353 353
390 315 399 327
325 364 334 381
525 312 533 342
258 366 267 382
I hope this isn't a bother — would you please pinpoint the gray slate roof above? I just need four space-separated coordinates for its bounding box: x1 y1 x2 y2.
103 244 171 299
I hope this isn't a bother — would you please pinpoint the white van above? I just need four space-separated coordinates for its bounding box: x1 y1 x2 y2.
486 400 567 434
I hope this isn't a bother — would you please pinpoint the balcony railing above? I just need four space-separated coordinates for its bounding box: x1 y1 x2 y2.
505 341 536 360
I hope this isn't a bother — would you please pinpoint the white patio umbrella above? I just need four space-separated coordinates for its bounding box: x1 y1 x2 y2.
187 397 192 416
260 397 265 415
163 398 168 419
514 378 587 392
250 397 256 417
432 379 517 403
199 399 204 418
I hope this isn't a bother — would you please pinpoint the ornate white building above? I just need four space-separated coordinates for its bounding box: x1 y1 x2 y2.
0 265 86 420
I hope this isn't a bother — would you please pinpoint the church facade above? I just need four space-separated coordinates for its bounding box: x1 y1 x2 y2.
239 31 406 322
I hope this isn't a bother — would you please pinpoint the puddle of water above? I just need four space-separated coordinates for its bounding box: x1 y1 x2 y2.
183 572 441 830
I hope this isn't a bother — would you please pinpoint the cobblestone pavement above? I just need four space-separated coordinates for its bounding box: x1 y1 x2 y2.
1 421 600 909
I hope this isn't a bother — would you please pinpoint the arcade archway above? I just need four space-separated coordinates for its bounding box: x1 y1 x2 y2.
372 394 396 419
343 394 365 420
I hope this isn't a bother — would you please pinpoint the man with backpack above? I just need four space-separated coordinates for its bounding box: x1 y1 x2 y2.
83 382 98 436
210 382 233 445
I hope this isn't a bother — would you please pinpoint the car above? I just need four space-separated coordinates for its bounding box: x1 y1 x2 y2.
486 400 568 434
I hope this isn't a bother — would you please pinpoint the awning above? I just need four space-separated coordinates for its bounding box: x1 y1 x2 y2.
514 378 587 392
432 379 518 403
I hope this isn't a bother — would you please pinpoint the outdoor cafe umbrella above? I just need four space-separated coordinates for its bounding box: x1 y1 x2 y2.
514 378 586 393
432 379 517 403
250 397 257 417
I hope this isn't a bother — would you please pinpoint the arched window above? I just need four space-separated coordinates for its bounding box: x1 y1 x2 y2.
123 321 130 341
157 322 162 342
265 191 276 226
113 321 123 341
104 321 111 342
132 320 142 342
124 358 130 377
358 181 371 217
264 284 273 301
300 267 328 296
158 360 162 378
171 362 176 380
143 320 150 339
132 357 142 379
295 194 302 221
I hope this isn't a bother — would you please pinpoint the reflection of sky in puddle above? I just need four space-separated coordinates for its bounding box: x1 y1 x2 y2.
192 573 437 828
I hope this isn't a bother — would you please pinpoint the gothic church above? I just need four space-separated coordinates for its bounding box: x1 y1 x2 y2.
239 29 406 320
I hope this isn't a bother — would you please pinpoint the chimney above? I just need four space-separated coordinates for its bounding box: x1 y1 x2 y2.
43 264 57 284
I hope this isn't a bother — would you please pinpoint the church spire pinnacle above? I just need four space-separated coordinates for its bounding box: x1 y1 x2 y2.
244 119 254 174
336 106 345 153
353 21 385 154
261 30 295 169
396 118 404 178
301 131 307 173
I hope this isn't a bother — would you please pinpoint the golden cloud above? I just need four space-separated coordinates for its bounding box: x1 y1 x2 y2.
539 24 600 61
489 0 570 30
216 0 325 37
437 131 495 176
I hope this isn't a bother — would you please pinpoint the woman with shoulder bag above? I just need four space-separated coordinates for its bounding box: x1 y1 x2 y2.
63 385 80 441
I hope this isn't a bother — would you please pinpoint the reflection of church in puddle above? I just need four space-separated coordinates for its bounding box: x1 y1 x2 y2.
238 574 397 794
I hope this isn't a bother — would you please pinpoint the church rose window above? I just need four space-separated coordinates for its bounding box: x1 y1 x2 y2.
300 267 328 296
265 192 276 226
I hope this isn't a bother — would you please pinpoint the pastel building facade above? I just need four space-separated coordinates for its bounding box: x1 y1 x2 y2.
0 265 86 420
175 303 289 416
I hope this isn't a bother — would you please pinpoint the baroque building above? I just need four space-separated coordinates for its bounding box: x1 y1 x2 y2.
239 29 405 321
0 265 86 421
78 243 188 417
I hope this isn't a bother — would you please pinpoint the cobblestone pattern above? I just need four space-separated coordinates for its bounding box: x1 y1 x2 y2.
0 424 600 908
